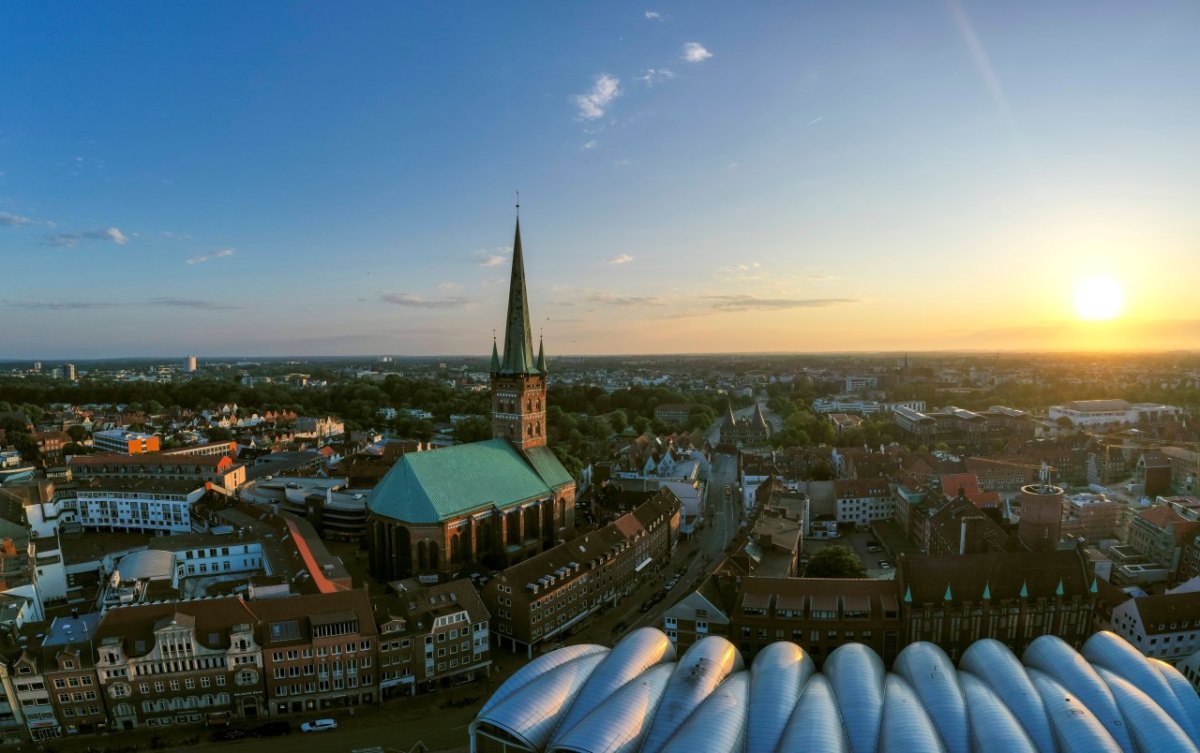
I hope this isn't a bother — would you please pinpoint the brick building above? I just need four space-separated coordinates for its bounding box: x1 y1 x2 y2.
482 489 679 656
251 590 378 717
374 578 490 697
897 548 1096 660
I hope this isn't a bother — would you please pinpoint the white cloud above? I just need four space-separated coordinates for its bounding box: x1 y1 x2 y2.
572 74 622 120
581 140 599 151
644 10 661 20
186 248 236 265
681 42 713 63
636 68 676 86
42 226 130 247
437 281 462 291
381 293 475 309
608 254 635 265
473 246 512 267
0 211 33 227
586 292 663 306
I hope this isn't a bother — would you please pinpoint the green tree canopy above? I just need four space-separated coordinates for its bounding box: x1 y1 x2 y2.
803 544 867 578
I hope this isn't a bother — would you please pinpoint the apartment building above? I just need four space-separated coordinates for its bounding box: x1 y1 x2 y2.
252 589 378 716
70 453 246 491
1110 590 1200 663
74 478 207 534
93 597 264 730
42 614 105 736
375 578 490 697
92 430 161 455
482 489 679 656
833 478 892 527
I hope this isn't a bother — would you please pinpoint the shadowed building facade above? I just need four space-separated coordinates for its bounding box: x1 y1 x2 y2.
367 218 576 580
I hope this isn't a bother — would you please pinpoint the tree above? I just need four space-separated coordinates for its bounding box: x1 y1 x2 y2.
207 427 234 441
66 425 89 442
803 545 867 578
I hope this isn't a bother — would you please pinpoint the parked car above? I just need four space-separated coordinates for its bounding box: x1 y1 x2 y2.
878 560 894 570
300 719 338 733
211 729 249 742
613 620 629 634
866 544 882 553
253 721 291 737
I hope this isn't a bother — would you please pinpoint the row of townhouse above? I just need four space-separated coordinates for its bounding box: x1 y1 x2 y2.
0 584 492 742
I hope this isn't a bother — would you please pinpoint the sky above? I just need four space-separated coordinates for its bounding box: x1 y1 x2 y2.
1 1 1198 359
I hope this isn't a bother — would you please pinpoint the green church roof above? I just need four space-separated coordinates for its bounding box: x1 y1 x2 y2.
367 438 572 524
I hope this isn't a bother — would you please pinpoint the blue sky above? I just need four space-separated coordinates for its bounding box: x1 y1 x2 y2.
2 1 1198 358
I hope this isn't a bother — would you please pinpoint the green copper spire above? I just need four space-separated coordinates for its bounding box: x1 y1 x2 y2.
1090 578 1098 594
536 335 547 374
498 217 538 375
904 585 912 603
1055 578 1064 597
944 584 953 601
1019 580 1029 598
490 336 500 372
982 581 991 600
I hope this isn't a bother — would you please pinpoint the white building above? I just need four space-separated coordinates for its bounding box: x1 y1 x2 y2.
1049 399 1183 427
184 355 198 373
1110 590 1200 663
74 480 206 534
833 479 893 527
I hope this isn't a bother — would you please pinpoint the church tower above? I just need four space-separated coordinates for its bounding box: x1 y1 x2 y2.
491 217 548 449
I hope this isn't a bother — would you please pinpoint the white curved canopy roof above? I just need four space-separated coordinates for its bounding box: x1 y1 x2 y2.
472 630 1200 753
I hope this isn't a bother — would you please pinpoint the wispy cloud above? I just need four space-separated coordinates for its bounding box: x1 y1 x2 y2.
636 68 676 86
473 246 511 267
437 282 462 292
147 297 243 310
644 10 661 20
703 295 856 312
186 248 235 265
804 273 835 280
681 42 713 63
42 227 129 248
381 293 476 308
608 254 635 265
808 116 824 126
11 301 123 311
581 140 599 151
5 297 243 311
0 211 33 227
586 292 663 306
573 73 622 120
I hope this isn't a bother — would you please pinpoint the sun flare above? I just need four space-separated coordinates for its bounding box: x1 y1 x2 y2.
1074 276 1124 321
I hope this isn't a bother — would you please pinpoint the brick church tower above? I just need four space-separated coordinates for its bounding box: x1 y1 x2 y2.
491 217 548 449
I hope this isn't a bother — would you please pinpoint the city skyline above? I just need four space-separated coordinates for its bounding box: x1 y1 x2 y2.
2 2 1198 358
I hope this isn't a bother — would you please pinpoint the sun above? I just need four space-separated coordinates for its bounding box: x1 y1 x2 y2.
1074 276 1124 321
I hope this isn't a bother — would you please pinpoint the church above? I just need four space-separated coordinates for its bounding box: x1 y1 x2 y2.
367 218 577 581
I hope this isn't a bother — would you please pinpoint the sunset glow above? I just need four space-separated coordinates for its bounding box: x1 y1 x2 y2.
1074 277 1124 321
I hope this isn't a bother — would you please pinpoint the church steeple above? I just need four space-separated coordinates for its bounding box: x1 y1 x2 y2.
498 217 538 375
491 210 548 450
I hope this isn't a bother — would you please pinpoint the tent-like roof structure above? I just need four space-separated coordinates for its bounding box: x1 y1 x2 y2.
471 629 1200 753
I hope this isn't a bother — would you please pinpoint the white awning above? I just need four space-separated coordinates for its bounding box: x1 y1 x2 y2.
635 557 653 572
